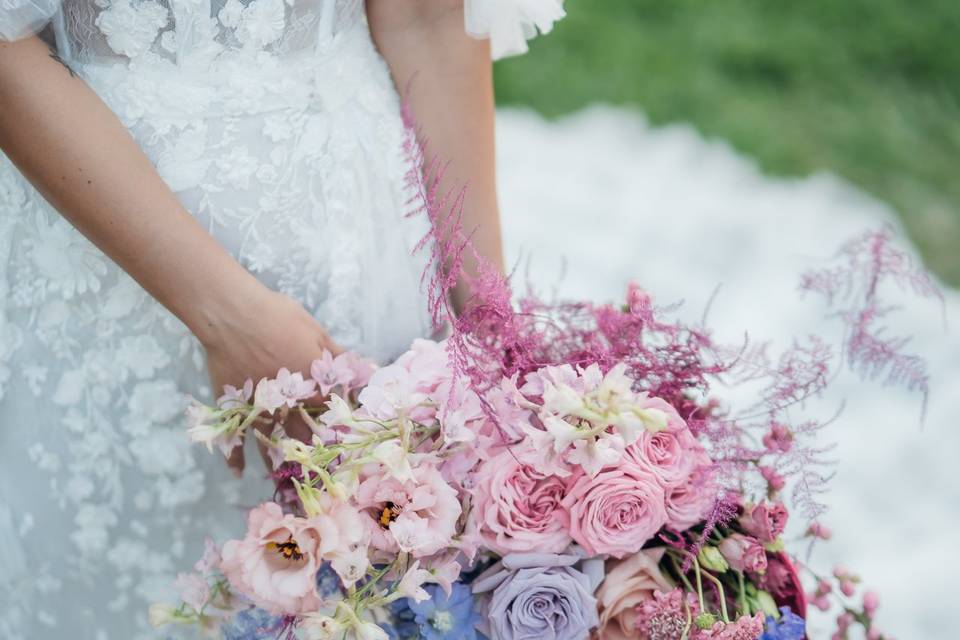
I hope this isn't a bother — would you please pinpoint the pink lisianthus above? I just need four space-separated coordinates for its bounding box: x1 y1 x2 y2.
470 447 574 555
220 501 364 615
356 463 461 558
561 465 667 558
664 464 717 531
718 533 768 574
740 501 789 542
595 548 675 640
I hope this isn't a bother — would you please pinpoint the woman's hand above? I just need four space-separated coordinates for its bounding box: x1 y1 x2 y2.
0 37 342 477
201 288 343 476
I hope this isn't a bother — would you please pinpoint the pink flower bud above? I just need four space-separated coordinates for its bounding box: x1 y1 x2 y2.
813 595 830 611
807 522 832 540
762 423 793 453
840 579 856 597
626 282 651 315
867 630 882 640
718 533 768 574
863 590 880 615
837 612 854 630
832 564 849 579
759 465 786 492
817 579 832 595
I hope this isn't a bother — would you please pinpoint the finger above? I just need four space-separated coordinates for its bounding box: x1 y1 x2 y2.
284 411 314 443
226 444 245 478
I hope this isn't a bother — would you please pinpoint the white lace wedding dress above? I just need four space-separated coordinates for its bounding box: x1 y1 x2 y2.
0 1 563 638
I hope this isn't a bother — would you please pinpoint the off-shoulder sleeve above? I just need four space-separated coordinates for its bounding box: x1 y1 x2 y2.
464 0 565 60
1 0 61 41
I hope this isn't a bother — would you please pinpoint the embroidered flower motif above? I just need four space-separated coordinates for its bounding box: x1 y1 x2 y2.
234 0 286 49
95 0 170 58
29 218 107 300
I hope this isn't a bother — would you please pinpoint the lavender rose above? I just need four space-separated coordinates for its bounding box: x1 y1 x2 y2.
471 553 601 640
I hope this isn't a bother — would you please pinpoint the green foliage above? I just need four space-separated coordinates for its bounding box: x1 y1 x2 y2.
494 0 960 284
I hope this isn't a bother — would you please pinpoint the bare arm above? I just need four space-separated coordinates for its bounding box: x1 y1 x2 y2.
0 35 334 472
366 0 504 314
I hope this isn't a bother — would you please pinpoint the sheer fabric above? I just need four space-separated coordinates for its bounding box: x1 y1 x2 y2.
0 0 563 638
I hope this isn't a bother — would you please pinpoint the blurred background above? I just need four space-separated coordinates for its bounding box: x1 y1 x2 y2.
495 0 960 285
489 2 960 638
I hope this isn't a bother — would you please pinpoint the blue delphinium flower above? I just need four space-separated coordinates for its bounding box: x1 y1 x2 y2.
315 561 342 599
761 606 806 640
406 583 482 640
220 606 286 640
387 597 422 640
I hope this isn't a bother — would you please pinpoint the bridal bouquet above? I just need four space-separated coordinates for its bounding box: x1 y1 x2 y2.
151 234 926 640
150 109 932 639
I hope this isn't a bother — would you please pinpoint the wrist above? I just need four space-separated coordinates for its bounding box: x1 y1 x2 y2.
182 270 276 350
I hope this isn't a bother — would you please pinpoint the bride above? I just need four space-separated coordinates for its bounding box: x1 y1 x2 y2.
0 0 564 637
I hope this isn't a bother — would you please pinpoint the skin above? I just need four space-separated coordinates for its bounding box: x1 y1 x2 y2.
0 1 503 473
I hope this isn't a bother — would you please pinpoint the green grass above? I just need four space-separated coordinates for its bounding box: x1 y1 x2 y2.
493 0 960 285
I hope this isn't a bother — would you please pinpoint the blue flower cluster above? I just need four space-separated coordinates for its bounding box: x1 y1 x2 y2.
760 607 806 640
383 583 484 640
220 607 286 640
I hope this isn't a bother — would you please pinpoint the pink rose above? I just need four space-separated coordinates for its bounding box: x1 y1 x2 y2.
220 501 364 615
470 448 574 555
719 533 768 574
595 548 674 640
624 427 701 488
664 465 716 531
561 465 667 558
740 501 788 542
356 463 462 558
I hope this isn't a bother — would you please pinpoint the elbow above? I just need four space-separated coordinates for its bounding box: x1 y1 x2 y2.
366 0 464 34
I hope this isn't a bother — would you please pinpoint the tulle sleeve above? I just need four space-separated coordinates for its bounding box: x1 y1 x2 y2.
1 0 61 41
464 0 565 60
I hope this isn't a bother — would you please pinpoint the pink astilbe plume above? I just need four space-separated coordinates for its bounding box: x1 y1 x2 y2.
400 100 936 532
800 225 942 416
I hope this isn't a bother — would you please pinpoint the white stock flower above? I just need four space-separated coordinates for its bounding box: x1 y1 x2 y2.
396 560 432 602
301 615 343 640
566 434 624 477
541 414 582 453
541 380 583 416
371 440 414 483
355 622 389 640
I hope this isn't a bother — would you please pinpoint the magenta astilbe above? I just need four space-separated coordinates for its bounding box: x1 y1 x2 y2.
800 225 941 416
400 100 934 534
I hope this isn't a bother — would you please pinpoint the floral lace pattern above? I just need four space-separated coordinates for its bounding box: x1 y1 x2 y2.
0 1 435 638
